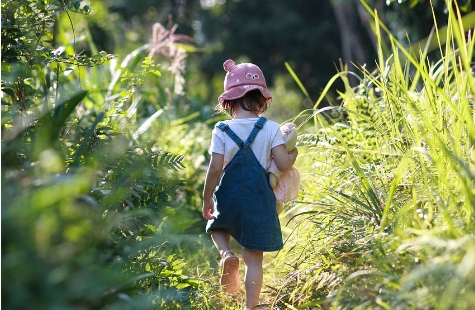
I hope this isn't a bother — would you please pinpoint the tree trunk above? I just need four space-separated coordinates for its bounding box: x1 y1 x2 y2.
331 0 371 86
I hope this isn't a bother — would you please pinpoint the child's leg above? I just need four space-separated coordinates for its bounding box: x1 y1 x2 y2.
211 229 231 256
211 229 241 293
243 248 263 309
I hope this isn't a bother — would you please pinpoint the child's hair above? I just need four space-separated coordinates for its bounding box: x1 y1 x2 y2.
216 89 270 116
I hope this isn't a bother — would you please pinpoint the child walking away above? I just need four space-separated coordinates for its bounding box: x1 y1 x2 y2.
202 59 298 309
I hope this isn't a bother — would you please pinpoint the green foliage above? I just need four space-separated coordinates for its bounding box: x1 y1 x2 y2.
264 1 475 309
2 1 200 308
4 1 474 309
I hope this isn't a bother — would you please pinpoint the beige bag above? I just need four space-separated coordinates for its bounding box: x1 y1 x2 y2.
273 166 300 203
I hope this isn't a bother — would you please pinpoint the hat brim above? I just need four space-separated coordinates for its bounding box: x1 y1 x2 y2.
219 85 272 105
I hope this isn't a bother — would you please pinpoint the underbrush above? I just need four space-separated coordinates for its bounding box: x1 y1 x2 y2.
262 2 475 309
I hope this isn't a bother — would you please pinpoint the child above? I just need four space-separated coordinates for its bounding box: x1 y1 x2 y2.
202 59 298 309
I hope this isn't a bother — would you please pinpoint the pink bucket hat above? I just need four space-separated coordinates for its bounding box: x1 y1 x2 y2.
218 59 272 105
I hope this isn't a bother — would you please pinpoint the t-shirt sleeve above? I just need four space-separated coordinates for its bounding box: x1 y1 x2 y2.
271 123 285 149
209 126 225 155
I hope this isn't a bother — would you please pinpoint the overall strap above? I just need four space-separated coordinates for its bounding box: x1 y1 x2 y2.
245 117 267 146
217 122 244 148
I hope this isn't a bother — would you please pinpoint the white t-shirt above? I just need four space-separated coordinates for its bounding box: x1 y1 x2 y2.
209 118 285 170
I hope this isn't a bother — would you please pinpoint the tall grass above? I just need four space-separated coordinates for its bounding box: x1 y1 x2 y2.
266 2 475 309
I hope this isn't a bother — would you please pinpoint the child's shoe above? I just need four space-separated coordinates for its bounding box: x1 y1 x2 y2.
219 250 240 293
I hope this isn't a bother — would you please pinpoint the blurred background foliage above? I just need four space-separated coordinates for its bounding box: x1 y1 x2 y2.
2 0 475 309
68 0 469 120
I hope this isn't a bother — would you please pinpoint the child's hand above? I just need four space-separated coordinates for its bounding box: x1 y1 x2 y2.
202 198 216 220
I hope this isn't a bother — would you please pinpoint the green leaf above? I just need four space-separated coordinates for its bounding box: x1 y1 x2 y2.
150 70 161 77
51 90 88 139
72 111 105 166
1 86 15 101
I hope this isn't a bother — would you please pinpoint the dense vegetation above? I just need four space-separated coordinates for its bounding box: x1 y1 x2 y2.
2 0 474 309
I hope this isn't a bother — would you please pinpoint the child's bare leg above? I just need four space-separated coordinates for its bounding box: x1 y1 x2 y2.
212 229 241 292
243 248 263 309
211 229 231 256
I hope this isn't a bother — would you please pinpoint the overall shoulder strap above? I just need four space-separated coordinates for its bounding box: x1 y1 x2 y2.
245 117 267 146
217 122 244 148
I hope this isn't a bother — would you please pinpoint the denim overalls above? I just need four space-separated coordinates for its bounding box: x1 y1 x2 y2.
206 117 283 252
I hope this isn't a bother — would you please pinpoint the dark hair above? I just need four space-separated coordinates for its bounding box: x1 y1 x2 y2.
216 90 270 116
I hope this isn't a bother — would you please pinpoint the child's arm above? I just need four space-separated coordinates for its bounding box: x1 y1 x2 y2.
271 144 298 172
202 152 224 220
